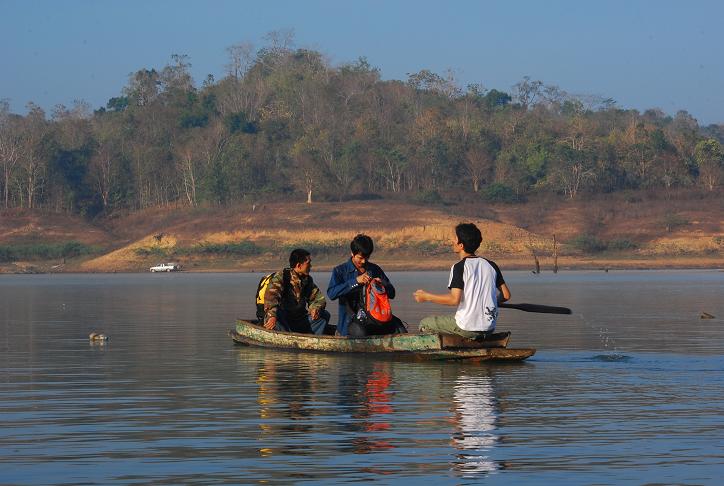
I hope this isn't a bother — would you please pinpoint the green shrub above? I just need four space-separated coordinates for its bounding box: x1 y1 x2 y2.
58 241 94 258
569 234 608 253
480 240 505 253
134 247 169 258
607 239 638 251
662 213 689 232
182 241 262 256
414 189 444 205
279 241 344 255
135 240 263 258
340 192 383 201
408 240 448 255
483 183 519 203
0 241 98 262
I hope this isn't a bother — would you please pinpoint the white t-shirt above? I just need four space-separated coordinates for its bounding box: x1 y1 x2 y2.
448 256 505 332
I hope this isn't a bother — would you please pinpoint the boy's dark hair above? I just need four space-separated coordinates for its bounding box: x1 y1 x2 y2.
289 248 311 268
350 234 374 257
455 223 482 254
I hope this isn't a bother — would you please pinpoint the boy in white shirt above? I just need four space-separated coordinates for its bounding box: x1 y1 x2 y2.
414 223 511 339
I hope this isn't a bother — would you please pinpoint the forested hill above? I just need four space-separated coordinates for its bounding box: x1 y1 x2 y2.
0 40 723 216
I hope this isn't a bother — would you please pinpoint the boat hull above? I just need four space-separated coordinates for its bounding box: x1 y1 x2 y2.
230 320 535 362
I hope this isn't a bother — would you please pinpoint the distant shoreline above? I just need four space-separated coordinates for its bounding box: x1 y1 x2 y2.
3 255 722 275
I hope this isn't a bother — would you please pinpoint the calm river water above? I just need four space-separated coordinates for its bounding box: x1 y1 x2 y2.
1 270 723 484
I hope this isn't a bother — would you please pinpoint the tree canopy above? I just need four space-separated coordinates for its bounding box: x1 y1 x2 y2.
1 34 722 215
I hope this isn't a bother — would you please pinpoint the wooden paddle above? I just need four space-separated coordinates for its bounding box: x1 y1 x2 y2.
499 302 572 314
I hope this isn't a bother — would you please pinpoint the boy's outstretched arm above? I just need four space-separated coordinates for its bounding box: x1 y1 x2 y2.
413 288 462 306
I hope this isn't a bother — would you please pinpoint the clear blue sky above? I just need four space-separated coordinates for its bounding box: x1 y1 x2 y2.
2 0 723 125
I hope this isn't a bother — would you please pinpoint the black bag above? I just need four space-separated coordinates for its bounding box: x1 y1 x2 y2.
347 312 407 337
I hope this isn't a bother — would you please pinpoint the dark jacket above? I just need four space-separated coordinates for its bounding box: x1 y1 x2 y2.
327 259 395 336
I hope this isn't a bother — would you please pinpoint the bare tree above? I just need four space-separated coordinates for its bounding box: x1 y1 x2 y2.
90 145 113 209
0 100 22 208
173 133 203 207
177 145 197 207
17 104 48 209
89 116 122 210
378 147 407 193
225 42 255 80
463 147 493 192
161 54 194 93
513 76 543 109
540 84 567 109
264 28 295 51
550 144 596 199
290 130 325 204
556 161 596 199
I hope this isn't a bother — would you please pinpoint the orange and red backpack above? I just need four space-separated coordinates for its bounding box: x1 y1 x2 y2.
365 281 392 323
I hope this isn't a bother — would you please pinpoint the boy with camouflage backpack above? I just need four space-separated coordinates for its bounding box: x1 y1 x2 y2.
262 248 329 335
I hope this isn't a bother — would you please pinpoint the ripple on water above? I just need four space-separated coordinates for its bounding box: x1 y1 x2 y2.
587 353 633 362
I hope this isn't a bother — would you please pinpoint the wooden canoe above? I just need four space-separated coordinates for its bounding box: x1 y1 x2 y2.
230 319 535 362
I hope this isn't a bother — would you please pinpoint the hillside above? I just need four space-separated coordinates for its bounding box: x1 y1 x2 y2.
1 192 722 273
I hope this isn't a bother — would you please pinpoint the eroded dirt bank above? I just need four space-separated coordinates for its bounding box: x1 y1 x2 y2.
1 194 721 273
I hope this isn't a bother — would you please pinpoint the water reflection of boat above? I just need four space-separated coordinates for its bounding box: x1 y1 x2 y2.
452 374 501 476
230 320 535 362
352 364 397 455
241 347 513 479
255 352 328 458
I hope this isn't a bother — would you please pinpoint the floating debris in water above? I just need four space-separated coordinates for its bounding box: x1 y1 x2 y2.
89 332 109 342
700 312 715 319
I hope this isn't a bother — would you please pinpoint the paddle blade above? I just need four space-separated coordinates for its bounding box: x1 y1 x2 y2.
499 302 572 314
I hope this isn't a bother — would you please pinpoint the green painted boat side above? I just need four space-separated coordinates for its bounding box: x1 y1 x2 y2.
230 320 535 361
233 319 442 352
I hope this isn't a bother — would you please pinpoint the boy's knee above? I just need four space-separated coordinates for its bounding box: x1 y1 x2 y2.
419 316 435 332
